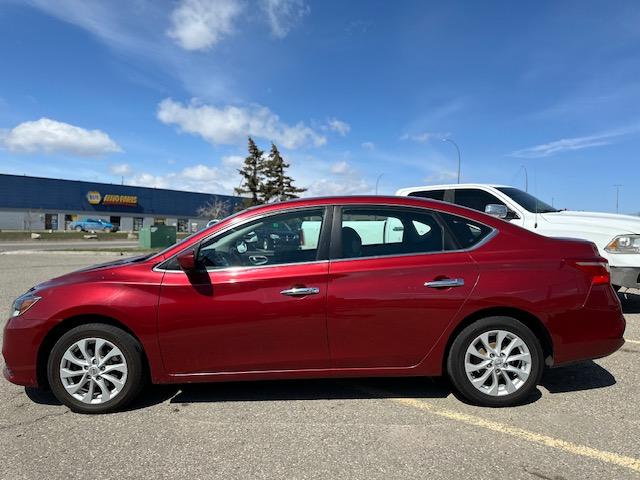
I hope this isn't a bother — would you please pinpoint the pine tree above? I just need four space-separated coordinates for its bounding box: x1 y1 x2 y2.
235 137 265 206
261 143 306 202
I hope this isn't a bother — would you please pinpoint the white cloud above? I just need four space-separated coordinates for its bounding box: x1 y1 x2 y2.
130 163 230 193
304 178 370 196
330 161 352 175
110 163 132 175
157 98 326 149
401 131 450 143
167 0 244 51
222 154 244 167
261 0 309 38
325 118 351 136
361 141 375 151
509 132 621 158
424 168 458 184
3 118 122 156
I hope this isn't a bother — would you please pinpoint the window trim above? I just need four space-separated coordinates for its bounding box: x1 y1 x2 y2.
156 205 332 273
329 204 497 263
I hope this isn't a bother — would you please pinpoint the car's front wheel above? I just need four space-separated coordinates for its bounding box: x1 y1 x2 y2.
74 225 83 232
446 316 543 407
47 323 145 414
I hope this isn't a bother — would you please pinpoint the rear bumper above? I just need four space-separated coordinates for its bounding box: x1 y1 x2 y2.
610 267 640 289
550 285 626 366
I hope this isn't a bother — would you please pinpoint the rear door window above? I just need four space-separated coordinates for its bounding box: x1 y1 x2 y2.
338 207 452 259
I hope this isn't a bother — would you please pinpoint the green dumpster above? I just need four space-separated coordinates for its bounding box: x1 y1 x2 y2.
139 225 177 249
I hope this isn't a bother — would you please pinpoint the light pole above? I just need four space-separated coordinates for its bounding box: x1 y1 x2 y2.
521 165 528 192
614 184 623 214
442 138 461 183
375 173 384 194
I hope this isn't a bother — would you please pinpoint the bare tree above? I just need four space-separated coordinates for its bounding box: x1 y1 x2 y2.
197 198 231 220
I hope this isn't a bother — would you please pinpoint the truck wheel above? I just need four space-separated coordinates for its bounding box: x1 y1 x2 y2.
447 316 543 407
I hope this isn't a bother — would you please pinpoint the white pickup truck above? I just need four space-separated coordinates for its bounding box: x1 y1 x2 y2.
396 183 640 290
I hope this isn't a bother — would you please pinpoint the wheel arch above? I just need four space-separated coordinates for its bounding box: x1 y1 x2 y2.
442 306 554 374
36 314 150 389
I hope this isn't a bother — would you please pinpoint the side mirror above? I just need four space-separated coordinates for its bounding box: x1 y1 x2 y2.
485 204 508 219
177 249 197 272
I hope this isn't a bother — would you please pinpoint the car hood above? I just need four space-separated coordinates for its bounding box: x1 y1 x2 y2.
540 211 640 235
33 254 152 291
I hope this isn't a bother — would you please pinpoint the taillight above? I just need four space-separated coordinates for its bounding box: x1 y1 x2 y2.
567 259 610 286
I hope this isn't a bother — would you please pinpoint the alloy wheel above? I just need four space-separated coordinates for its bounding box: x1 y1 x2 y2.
464 330 531 396
59 337 128 404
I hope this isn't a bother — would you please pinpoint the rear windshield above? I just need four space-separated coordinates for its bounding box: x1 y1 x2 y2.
408 189 445 201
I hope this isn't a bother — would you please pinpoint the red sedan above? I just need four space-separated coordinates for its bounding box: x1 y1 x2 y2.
2 196 625 413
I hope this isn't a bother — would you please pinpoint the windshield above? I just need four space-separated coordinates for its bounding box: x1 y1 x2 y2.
496 187 559 213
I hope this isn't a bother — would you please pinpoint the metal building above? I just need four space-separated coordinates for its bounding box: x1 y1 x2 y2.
0 174 242 232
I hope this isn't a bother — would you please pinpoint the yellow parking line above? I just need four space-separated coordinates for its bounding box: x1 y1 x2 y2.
360 388 640 473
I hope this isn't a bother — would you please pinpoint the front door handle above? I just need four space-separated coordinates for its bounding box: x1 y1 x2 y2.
424 278 465 288
280 287 320 296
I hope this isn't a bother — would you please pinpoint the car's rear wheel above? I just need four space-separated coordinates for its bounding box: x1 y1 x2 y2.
47 323 145 414
74 225 83 232
446 316 543 407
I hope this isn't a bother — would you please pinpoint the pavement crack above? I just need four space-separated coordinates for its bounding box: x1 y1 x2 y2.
523 466 568 480
0 410 68 431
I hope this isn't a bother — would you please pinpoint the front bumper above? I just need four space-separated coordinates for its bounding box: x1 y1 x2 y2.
611 267 640 289
2 317 41 387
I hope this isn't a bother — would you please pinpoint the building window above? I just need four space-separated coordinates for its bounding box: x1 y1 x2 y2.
109 216 121 230
177 218 188 232
133 217 144 231
64 214 76 230
44 213 58 231
154 218 166 225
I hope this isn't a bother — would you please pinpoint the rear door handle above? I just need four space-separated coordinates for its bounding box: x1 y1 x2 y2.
424 278 465 288
280 287 320 296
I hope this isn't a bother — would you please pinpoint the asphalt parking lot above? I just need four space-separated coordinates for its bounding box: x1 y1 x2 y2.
0 253 639 480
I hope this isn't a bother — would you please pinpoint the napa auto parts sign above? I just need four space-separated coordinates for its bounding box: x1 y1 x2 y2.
86 191 137 207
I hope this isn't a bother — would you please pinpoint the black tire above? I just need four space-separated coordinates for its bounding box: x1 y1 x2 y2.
446 316 544 407
47 323 146 414
75 225 83 232
103 227 112 233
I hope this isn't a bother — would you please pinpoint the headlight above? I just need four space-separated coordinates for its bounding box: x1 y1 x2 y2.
605 234 640 254
11 292 41 317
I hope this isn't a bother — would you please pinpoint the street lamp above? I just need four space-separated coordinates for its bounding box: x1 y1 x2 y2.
375 173 384 194
441 138 461 184
614 184 623 214
521 165 528 192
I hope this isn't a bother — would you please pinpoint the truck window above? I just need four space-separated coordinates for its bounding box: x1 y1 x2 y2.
453 189 505 213
408 189 445 201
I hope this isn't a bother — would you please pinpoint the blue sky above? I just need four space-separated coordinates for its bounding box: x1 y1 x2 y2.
0 1 639 213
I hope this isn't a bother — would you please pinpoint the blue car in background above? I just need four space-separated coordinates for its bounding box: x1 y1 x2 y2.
69 218 116 232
